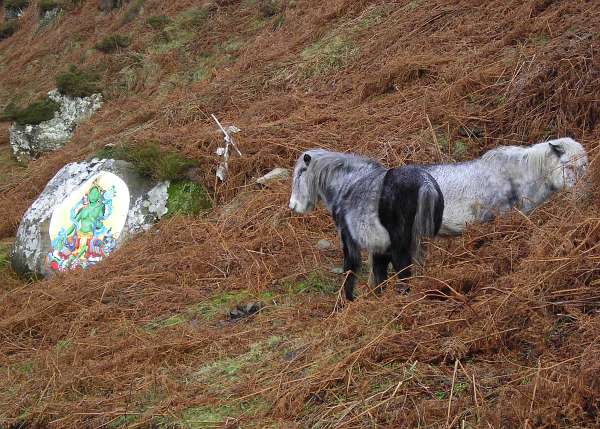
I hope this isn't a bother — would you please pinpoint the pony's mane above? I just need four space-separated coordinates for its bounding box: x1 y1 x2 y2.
480 143 547 176
299 150 383 202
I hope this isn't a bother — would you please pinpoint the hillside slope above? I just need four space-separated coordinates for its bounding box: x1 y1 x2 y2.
1 0 600 427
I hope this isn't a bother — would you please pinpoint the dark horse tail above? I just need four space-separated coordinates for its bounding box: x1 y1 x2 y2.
411 175 444 263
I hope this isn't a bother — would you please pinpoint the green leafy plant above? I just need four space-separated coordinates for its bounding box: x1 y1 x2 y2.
95 34 130 53
95 142 196 182
167 180 211 216
55 65 102 97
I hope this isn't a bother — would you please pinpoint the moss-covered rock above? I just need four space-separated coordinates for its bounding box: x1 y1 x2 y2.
55 65 102 98
4 0 29 14
2 97 59 126
166 180 211 216
39 0 59 13
95 34 130 53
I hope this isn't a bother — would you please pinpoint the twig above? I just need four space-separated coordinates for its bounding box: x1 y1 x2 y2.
447 359 459 427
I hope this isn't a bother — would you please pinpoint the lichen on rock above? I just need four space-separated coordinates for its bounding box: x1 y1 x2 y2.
9 89 102 162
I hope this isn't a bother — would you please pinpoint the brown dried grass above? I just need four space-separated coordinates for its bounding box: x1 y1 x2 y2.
1 0 600 427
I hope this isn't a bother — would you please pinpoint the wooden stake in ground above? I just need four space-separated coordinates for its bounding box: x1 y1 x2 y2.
212 113 242 182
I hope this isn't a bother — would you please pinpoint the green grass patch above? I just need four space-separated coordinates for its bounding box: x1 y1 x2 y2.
143 290 271 332
149 6 213 54
452 139 468 159
5 0 29 13
150 398 268 428
15 361 33 375
55 65 102 97
107 414 137 429
0 240 11 269
95 34 130 53
283 272 338 295
0 20 18 41
95 142 195 182
145 14 171 30
55 339 72 352
190 53 212 82
167 180 211 216
194 336 282 381
1 96 59 125
433 391 446 400
300 35 358 78
355 4 393 30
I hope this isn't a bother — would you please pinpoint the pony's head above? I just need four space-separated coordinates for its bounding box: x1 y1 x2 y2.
542 138 588 190
289 150 322 213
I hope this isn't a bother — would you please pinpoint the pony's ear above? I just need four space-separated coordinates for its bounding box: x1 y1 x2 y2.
303 153 312 165
549 141 565 156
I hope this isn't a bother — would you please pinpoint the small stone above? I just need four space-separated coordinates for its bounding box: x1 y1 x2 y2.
228 301 263 320
317 239 333 250
283 350 298 361
330 267 344 275
256 168 290 186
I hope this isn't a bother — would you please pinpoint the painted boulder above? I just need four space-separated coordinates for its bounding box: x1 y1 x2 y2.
11 159 169 277
9 89 102 162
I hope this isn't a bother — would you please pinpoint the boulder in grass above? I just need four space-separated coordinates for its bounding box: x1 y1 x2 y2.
9 89 102 162
10 158 169 278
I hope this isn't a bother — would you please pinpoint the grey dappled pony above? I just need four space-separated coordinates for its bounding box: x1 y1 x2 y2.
423 137 588 235
289 149 444 301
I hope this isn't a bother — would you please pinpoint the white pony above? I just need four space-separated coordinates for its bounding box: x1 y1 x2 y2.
423 137 588 235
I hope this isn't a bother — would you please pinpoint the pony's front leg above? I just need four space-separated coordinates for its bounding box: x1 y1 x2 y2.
340 227 361 301
371 252 390 295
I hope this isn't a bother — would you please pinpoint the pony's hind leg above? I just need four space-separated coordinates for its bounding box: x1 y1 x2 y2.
391 249 412 280
340 226 361 301
371 252 391 295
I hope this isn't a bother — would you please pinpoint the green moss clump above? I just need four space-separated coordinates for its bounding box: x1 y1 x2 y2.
95 34 130 53
145 14 170 30
39 0 60 13
95 142 196 182
55 65 101 97
0 20 17 41
2 97 60 125
284 272 338 295
4 0 29 12
167 180 211 216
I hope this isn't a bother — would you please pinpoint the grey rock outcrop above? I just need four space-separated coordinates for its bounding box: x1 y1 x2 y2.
40 7 60 26
11 159 169 278
9 89 102 162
